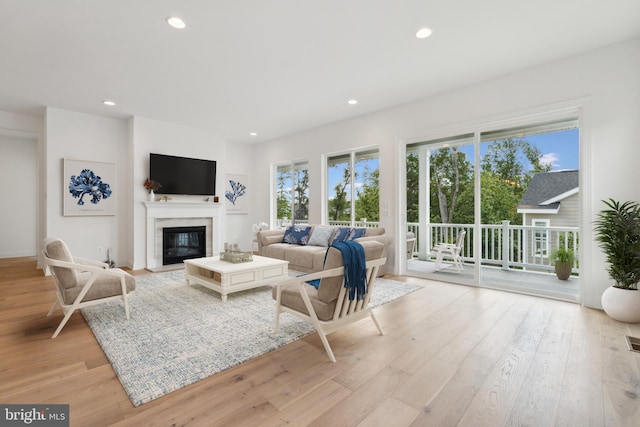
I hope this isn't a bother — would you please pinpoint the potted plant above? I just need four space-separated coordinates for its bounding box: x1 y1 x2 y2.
593 198 640 323
551 248 574 280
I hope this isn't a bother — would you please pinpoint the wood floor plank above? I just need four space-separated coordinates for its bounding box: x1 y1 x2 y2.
391 355 458 408
2 258 640 426
260 380 352 427
356 397 419 427
308 366 410 427
407 353 497 427
456 299 554 427
554 308 606 427
599 314 640 426
505 300 576 427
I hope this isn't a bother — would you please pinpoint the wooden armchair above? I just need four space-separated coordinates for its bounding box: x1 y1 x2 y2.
433 230 466 271
273 240 386 362
42 237 136 338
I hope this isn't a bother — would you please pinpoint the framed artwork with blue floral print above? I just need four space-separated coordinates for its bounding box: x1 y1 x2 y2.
225 173 248 214
63 159 116 216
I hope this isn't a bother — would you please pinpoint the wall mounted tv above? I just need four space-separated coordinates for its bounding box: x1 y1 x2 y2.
149 153 216 196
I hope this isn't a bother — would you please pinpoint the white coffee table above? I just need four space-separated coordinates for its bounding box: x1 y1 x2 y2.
184 255 289 302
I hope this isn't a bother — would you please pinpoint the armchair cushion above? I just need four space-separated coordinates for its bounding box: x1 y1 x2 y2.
278 285 336 321
273 240 385 319
317 240 385 303
44 238 78 288
64 269 136 304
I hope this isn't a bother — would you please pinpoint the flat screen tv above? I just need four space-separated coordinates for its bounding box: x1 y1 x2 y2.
149 153 216 196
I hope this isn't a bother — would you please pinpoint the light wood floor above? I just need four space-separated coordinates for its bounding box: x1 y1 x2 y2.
1 257 639 427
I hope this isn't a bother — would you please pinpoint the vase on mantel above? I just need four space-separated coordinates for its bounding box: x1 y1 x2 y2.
148 190 155 202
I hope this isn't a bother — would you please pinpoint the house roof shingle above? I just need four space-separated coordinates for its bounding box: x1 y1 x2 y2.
517 170 579 212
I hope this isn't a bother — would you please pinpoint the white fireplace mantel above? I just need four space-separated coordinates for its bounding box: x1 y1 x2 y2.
144 202 223 269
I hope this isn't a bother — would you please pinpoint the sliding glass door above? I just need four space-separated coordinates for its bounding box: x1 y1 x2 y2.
404 114 580 301
406 134 477 284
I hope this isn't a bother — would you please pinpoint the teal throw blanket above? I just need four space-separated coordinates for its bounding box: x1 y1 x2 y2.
331 241 367 301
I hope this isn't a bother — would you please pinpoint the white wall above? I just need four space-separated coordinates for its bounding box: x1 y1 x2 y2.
253 37 640 309
224 141 256 250
42 112 247 270
0 134 38 257
0 110 44 259
45 108 130 264
130 116 233 269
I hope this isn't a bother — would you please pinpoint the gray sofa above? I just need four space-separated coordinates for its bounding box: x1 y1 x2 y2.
257 225 392 275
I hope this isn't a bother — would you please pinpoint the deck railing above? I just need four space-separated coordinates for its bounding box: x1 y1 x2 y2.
408 221 579 274
281 219 579 274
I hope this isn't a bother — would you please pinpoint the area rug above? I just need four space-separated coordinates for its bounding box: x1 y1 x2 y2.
81 270 422 406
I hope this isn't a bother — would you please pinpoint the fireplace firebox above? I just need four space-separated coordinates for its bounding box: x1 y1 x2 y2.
163 226 206 265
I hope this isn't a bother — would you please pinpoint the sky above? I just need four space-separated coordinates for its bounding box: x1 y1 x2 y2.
526 128 579 170
326 128 579 199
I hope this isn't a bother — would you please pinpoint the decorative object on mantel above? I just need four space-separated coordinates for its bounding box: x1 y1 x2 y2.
144 178 161 201
159 195 172 202
63 159 115 216
220 242 253 263
225 174 248 214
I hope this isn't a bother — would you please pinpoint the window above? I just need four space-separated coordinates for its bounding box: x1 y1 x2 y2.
403 110 580 301
533 219 550 257
275 161 309 225
327 148 379 226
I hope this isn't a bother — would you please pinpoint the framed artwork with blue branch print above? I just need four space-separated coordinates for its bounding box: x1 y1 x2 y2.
225 173 248 214
63 159 116 216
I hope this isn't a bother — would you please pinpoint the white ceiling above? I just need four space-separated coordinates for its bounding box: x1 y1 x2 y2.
1 1 639 143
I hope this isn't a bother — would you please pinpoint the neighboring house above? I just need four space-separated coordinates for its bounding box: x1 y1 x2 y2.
517 170 579 261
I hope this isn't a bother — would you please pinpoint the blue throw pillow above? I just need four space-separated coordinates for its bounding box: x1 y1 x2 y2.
306 278 321 289
297 273 321 289
282 225 312 245
346 227 367 241
330 227 351 245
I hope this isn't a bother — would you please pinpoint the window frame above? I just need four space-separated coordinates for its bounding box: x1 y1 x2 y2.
532 219 551 258
274 160 309 226
325 147 380 227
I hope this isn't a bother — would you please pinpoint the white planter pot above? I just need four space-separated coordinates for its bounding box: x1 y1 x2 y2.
601 286 640 323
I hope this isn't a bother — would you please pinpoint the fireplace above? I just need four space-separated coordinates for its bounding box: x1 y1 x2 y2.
163 226 206 265
144 201 222 270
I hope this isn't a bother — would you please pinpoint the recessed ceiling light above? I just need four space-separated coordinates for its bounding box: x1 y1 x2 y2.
166 17 186 29
102 100 116 106
347 99 358 105
416 27 433 39
249 132 257 136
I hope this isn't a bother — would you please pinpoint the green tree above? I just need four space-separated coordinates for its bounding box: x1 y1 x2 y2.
481 137 550 188
293 168 309 220
355 168 380 221
480 171 522 224
480 137 551 225
430 147 474 223
406 153 420 223
276 170 290 219
329 163 352 221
